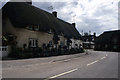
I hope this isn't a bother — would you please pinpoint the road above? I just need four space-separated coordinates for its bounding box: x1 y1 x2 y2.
2 51 119 79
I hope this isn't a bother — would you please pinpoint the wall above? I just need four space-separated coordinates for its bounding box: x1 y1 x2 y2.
71 39 82 48
0 46 11 58
3 17 82 49
3 18 55 48
3 18 69 48
16 29 54 48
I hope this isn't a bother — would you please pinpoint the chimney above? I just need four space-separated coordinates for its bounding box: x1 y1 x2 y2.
52 11 57 17
89 30 91 35
93 32 96 37
72 23 76 27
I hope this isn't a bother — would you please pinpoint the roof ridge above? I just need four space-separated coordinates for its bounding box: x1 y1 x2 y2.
104 30 120 33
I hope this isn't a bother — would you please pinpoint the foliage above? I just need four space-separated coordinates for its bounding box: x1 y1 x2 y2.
9 45 84 59
53 34 60 45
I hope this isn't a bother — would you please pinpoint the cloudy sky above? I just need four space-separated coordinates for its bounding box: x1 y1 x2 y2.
1 0 119 36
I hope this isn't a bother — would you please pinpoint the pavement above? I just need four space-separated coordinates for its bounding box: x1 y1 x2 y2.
2 52 86 68
1 50 119 79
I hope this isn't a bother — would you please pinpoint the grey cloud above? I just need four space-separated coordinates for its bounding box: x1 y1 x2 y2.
70 2 78 6
52 2 67 10
32 1 118 36
80 3 85 11
33 2 67 12
76 16 103 35
88 0 92 2
33 2 53 12
94 4 117 17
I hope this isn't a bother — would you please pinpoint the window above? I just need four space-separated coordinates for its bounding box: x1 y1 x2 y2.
26 25 39 31
105 44 108 48
48 29 52 34
60 42 64 45
49 41 53 45
113 45 117 49
49 41 53 47
34 26 39 31
29 38 38 48
26 25 33 30
113 38 117 43
2 47 7 51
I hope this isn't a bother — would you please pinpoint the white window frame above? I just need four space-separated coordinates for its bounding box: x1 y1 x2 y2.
29 38 38 48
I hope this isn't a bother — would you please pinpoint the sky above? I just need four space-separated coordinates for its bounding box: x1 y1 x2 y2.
0 0 119 36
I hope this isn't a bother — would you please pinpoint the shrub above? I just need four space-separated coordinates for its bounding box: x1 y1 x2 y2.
9 47 23 59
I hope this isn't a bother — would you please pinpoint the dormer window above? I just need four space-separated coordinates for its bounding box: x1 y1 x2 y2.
34 25 39 31
48 29 52 34
26 25 33 30
26 25 39 31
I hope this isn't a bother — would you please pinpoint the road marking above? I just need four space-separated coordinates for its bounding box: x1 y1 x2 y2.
41 61 53 64
58 59 72 62
46 68 78 79
101 56 106 60
87 60 99 66
106 54 108 57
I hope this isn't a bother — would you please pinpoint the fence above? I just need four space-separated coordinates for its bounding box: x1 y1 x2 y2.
0 46 10 58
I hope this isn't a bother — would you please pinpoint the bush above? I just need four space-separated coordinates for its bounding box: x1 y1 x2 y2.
9 47 23 59
9 46 85 59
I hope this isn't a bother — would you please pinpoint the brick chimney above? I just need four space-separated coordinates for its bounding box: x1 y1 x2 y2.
93 32 96 37
52 11 57 17
72 23 76 27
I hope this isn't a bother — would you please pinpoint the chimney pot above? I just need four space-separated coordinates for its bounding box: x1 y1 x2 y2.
52 11 57 17
72 23 75 27
94 32 96 37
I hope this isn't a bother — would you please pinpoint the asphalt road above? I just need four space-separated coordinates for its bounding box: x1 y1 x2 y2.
2 51 119 79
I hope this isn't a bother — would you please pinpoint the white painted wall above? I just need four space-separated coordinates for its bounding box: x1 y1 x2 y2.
0 46 11 58
71 39 82 48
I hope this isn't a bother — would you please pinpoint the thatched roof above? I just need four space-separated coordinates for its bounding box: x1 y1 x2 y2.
95 30 120 44
2 2 81 39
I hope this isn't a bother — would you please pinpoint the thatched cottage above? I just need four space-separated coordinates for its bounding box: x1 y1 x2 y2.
2 2 83 57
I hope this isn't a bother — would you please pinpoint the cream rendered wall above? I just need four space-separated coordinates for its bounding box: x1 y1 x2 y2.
4 18 70 48
15 29 54 48
4 18 54 48
4 18 82 49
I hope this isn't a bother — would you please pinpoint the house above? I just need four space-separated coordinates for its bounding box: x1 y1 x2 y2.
81 32 96 49
94 30 120 52
2 2 82 58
